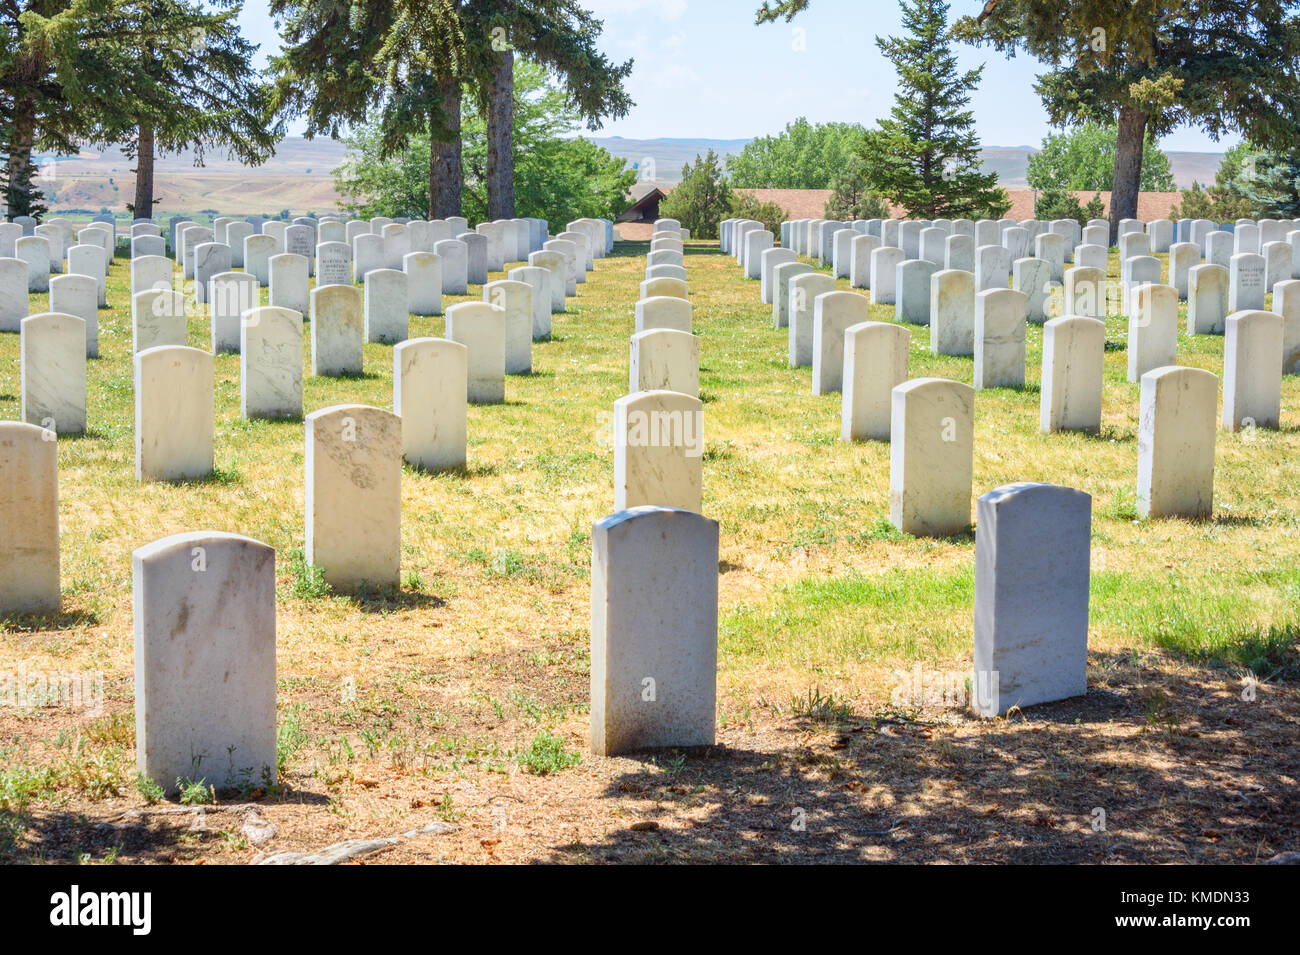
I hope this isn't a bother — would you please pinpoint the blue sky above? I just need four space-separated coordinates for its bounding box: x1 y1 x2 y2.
239 0 1237 151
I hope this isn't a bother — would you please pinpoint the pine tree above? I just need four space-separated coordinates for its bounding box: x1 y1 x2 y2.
658 150 732 240
855 0 1008 219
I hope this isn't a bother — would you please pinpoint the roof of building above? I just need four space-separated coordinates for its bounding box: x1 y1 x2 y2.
612 187 1186 240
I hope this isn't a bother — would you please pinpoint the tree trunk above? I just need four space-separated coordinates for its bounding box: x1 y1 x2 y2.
1109 105 1147 245
5 96 38 218
429 76 463 219
487 47 515 220
133 124 155 219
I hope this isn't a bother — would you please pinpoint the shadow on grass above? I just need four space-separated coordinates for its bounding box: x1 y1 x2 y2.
344 587 448 614
0 607 101 632
1151 623 1299 680
0 785 333 863
315 370 384 381
405 461 500 479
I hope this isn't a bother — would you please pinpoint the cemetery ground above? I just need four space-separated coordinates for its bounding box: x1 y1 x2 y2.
1 242 1298 865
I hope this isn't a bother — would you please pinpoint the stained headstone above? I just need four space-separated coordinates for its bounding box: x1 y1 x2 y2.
1137 366 1217 519
133 531 276 792
589 506 718 756
134 345 214 482
20 312 86 434
241 307 303 420
972 483 1091 717
889 378 974 536
613 390 704 512
304 405 402 592
842 322 909 441
1040 316 1105 434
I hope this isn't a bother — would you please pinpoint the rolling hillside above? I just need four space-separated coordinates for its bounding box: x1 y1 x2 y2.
31 136 1225 218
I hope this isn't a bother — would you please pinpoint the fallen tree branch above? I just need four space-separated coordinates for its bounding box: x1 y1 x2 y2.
254 822 457 865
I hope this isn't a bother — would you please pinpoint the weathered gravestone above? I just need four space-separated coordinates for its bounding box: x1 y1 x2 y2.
133 531 276 792
304 405 402 592
21 313 86 434
0 421 60 615
1128 283 1178 382
483 279 533 374
812 290 869 394
889 378 974 536
870 246 905 305
897 259 938 325
589 506 718 756
508 266 552 339
1137 366 1217 519
974 288 1027 389
636 296 692 334
48 274 98 357
437 239 470 295
364 268 409 344
131 289 186 354
1187 264 1229 334
394 338 468 472
930 268 975 356
630 328 699 398
842 322 909 442
772 261 813 329
1222 310 1282 431
1040 316 1105 434
310 285 364 377
613 390 704 513
788 272 835 367
135 346 214 482
269 253 310 316
209 272 258 354
972 483 1091 717
445 301 506 403
405 251 442 316
241 307 303 420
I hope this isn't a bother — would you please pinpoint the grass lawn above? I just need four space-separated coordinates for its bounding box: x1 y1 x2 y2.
1 237 1297 864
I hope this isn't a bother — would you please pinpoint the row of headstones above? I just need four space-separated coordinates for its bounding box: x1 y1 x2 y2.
0 477 1089 786
8 212 615 438
618 219 704 514
746 213 1299 422
717 218 1275 529
168 216 609 301
7 212 625 608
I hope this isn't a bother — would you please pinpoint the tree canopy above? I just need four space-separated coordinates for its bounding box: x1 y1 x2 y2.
334 59 634 224
1026 121 1173 192
957 0 1300 236
725 118 865 189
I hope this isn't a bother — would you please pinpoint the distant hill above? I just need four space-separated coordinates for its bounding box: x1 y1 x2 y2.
31 135 1224 217
975 146 1223 189
590 138 1224 188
